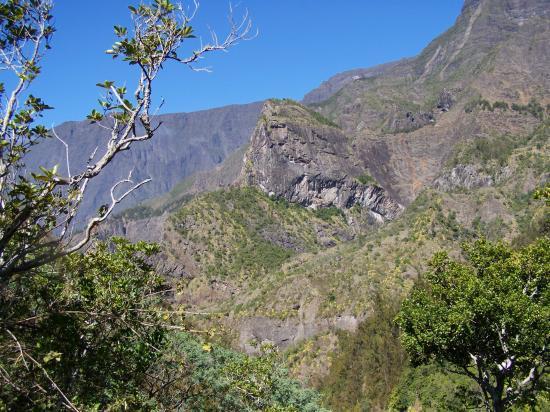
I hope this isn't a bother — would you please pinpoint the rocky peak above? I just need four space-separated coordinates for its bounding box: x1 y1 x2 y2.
240 100 403 222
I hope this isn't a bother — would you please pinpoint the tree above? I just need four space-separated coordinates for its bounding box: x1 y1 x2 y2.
0 238 168 410
322 293 407 411
0 0 253 281
396 238 549 411
151 336 329 411
0 0 258 409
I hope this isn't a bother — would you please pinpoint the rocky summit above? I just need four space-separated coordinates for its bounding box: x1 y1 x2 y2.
241 100 403 222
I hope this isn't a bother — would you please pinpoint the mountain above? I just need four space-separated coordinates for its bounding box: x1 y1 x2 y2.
301 59 413 105
241 100 403 221
24 102 263 222
307 0 549 205
62 0 550 410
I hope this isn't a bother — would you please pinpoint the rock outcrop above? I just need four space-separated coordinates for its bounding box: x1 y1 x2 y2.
434 164 514 192
433 164 494 191
241 100 403 221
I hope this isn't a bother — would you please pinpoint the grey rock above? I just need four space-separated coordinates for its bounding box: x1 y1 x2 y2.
386 111 435 134
437 88 456 112
259 227 304 252
236 314 359 354
433 164 494 191
241 101 403 221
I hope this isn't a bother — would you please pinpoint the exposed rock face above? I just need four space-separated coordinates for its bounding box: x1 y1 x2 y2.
236 314 359 354
434 164 515 192
385 111 435 134
437 89 457 112
88 0 548 371
433 164 494 191
307 0 549 205
241 101 403 221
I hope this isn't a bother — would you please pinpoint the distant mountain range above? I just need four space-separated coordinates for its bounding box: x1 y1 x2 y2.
25 102 263 222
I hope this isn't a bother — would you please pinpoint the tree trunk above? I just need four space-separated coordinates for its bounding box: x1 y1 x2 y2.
492 398 505 412
491 382 505 412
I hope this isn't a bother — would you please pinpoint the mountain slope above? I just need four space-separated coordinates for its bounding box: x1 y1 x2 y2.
309 0 549 204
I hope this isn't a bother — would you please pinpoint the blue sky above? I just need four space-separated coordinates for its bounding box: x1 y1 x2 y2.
32 0 463 125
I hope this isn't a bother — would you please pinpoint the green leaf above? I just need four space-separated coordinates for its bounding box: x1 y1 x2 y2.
43 351 62 364
95 80 114 89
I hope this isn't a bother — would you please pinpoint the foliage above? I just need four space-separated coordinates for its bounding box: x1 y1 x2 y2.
0 237 329 411
0 0 268 409
0 0 214 280
396 238 549 411
511 100 546 121
154 334 329 411
464 97 546 120
356 173 378 186
451 134 518 167
389 362 484 411
269 99 340 128
322 294 406 411
0 0 253 280
534 184 550 206
313 206 346 222
464 97 492 113
493 101 510 111
170 187 348 280
0 238 167 410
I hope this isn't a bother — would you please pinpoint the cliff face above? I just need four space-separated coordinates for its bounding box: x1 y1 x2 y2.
241 100 403 221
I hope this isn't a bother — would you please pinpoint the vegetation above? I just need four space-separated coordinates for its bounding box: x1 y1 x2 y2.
269 99 340 128
313 206 346 222
0 239 168 409
356 173 378 186
511 100 546 121
0 1 329 410
322 294 406 411
449 121 549 170
169 187 349 280
397 238 549 411
160 335 329 411
1 1 546 410
389 363 483 411
464 97 546 120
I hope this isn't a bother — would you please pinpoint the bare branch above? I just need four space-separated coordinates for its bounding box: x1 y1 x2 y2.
25 352 81 412
5 329 29 371
51 126 71 178
65 172 151 254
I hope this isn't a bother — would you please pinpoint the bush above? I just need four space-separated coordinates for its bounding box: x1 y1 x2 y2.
314 206 346 222
356 173 378 186
154 334 329 411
